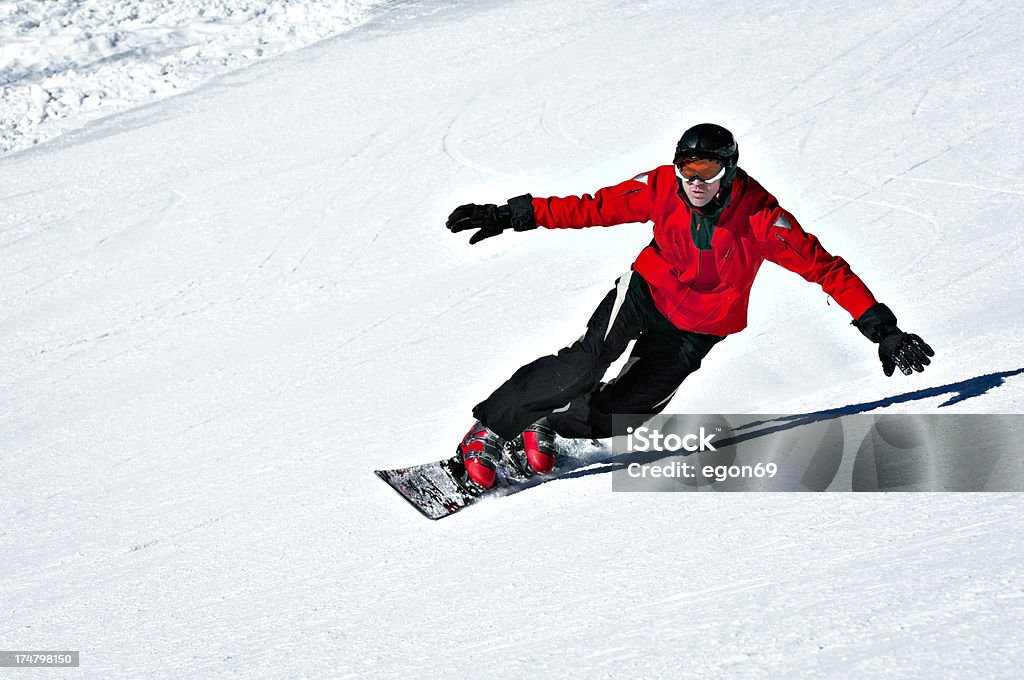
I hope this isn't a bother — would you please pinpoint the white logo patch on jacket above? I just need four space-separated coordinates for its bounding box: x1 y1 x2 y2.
773 214 793 229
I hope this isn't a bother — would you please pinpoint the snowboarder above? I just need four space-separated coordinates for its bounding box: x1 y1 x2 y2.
445 123 934 493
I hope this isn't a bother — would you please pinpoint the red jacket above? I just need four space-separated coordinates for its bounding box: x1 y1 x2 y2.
531 165 878 336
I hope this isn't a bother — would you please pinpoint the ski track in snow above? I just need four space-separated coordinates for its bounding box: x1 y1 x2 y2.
2 0 1024 677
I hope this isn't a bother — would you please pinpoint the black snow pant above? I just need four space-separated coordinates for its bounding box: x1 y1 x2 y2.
473 271 725 441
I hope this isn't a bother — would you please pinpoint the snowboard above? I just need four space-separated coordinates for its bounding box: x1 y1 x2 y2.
375 438 613 520
374 456 482 520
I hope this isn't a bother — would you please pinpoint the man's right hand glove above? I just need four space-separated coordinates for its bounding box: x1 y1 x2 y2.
446 194 536 245
855 303 935 377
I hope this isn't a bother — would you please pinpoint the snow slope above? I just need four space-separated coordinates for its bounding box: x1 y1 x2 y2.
2 0 1023 677
0 0 392 154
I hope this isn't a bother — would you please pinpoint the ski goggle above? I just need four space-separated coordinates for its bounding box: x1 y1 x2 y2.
675 157 726 184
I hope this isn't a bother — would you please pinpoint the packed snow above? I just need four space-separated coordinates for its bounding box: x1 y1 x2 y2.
2 0 1023 677
0 0 390 154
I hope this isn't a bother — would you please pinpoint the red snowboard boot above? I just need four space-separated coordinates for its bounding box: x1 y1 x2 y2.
454 421 506 493
507 418 558 476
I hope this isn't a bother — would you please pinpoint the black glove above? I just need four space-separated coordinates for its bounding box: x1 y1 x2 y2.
446 194 536 245
878 332 934 376
854 303 935 377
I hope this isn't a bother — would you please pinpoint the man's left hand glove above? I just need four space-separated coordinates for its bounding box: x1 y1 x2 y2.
854 303 935 377
878 331 934 376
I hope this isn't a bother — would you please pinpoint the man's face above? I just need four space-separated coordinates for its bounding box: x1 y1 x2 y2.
681 177 721 208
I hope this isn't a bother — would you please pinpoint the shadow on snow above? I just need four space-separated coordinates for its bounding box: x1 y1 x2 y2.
505 367 1024 491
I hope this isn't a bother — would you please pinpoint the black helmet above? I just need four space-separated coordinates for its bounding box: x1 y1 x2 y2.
671 121 737 189
674 123 739 169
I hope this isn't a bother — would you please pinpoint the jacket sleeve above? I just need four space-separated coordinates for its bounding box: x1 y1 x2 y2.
754 203 878 321
531 172 654 229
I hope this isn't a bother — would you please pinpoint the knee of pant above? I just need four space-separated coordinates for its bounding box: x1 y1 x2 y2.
565 372 600 396
555 342 606 367
551 356 604 394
